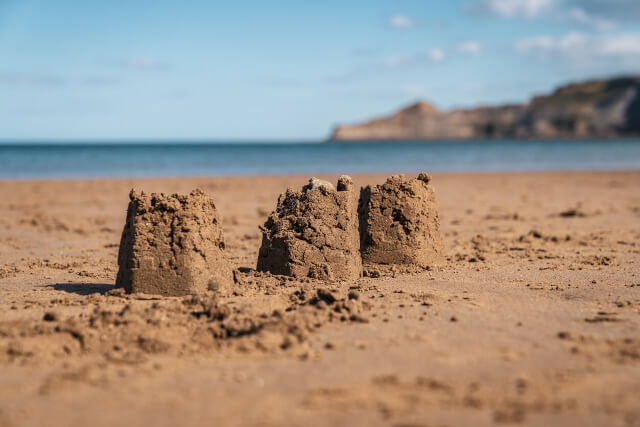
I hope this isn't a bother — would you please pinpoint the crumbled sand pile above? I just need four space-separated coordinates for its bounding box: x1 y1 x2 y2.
0 279 372 367
116 189 234 296
359 173 445 267
256 176 361 281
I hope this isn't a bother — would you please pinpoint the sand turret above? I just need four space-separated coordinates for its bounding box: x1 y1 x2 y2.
358 173 444 268
257 176 361 281
116 189 234 296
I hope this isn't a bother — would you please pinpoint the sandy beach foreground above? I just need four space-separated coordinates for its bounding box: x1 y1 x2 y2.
0 171 639 427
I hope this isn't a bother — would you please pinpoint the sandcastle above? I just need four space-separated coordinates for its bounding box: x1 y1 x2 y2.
358 173 444 267
116 189 234 296
256 176 362 281
114 173 445 295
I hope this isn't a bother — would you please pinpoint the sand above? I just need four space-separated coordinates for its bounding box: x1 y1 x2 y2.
257 176 361 281
359 173 444 268
116 189 234 296
0 171 639 427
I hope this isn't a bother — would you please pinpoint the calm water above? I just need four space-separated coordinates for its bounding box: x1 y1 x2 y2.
1 140 640 179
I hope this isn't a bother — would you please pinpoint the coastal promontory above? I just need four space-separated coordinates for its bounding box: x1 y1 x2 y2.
330 76 640 140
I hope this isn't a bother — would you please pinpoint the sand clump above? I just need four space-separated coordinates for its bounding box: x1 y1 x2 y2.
359 173 445 268
116 189 234 296
256 176 361 281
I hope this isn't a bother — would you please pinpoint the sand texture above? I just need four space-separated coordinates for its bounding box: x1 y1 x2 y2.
0 171 639 427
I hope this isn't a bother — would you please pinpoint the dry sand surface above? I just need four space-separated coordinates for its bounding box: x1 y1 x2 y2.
0 171 639 427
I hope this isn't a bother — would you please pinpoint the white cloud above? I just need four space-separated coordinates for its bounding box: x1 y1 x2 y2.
566 7 616 30
469 0 621 29
458 41 482 54
381 48 446 69
122 56 169 71
515 31 587 54
388 14 416 29
479 0 553 18
428 48 445 62
598 34 640 56
515 31 640 67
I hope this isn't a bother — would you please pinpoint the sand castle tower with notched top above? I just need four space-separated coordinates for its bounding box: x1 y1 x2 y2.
256 176 362 281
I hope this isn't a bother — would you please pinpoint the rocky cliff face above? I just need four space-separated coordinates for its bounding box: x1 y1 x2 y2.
330 76 640 140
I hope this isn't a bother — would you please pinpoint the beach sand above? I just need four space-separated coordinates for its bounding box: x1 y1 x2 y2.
0 171 639 427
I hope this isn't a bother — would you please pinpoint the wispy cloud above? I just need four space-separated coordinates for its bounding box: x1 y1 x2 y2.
0 72 124 89
515 31 586 55
388 14 416 29
427 48 445 62
566 0 640 22
458 41 483 54
83 76 120 87
381 48 446 69
467 0 624 30
382 55 419 69
0 72 63 88
469 0 553 18
351 47 380 57
515 31 640 68
122 56 170 71
565 7 616 31
400 83 430 98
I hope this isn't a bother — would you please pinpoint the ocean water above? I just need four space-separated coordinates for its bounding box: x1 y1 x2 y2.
1 140 640 179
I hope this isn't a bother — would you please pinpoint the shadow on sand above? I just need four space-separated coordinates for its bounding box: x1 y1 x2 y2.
46 282 115 295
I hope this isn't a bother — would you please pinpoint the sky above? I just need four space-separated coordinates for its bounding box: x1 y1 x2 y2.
0 0 639 141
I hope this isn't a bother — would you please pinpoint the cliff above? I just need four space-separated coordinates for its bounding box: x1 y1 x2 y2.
330 76 640 140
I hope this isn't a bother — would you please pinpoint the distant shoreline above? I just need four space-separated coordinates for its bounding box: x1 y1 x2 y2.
326 136 640 144
1 135 640 148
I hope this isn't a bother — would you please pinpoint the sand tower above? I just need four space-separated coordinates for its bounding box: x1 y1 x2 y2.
116 189 234 296
358 173 444 268
256 176 361 281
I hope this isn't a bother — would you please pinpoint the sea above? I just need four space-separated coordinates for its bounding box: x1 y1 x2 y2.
1 139 640 179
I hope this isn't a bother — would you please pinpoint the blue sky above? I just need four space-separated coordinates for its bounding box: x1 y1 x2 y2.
1 0 639 141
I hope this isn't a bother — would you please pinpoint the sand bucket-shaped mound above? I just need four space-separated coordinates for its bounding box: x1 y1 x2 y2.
358 173 445 268
116 189 234 296
256 176 361 281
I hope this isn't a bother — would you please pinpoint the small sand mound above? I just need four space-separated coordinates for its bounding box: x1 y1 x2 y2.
116 189 234 296
359 173 445 268
256 176 361 281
